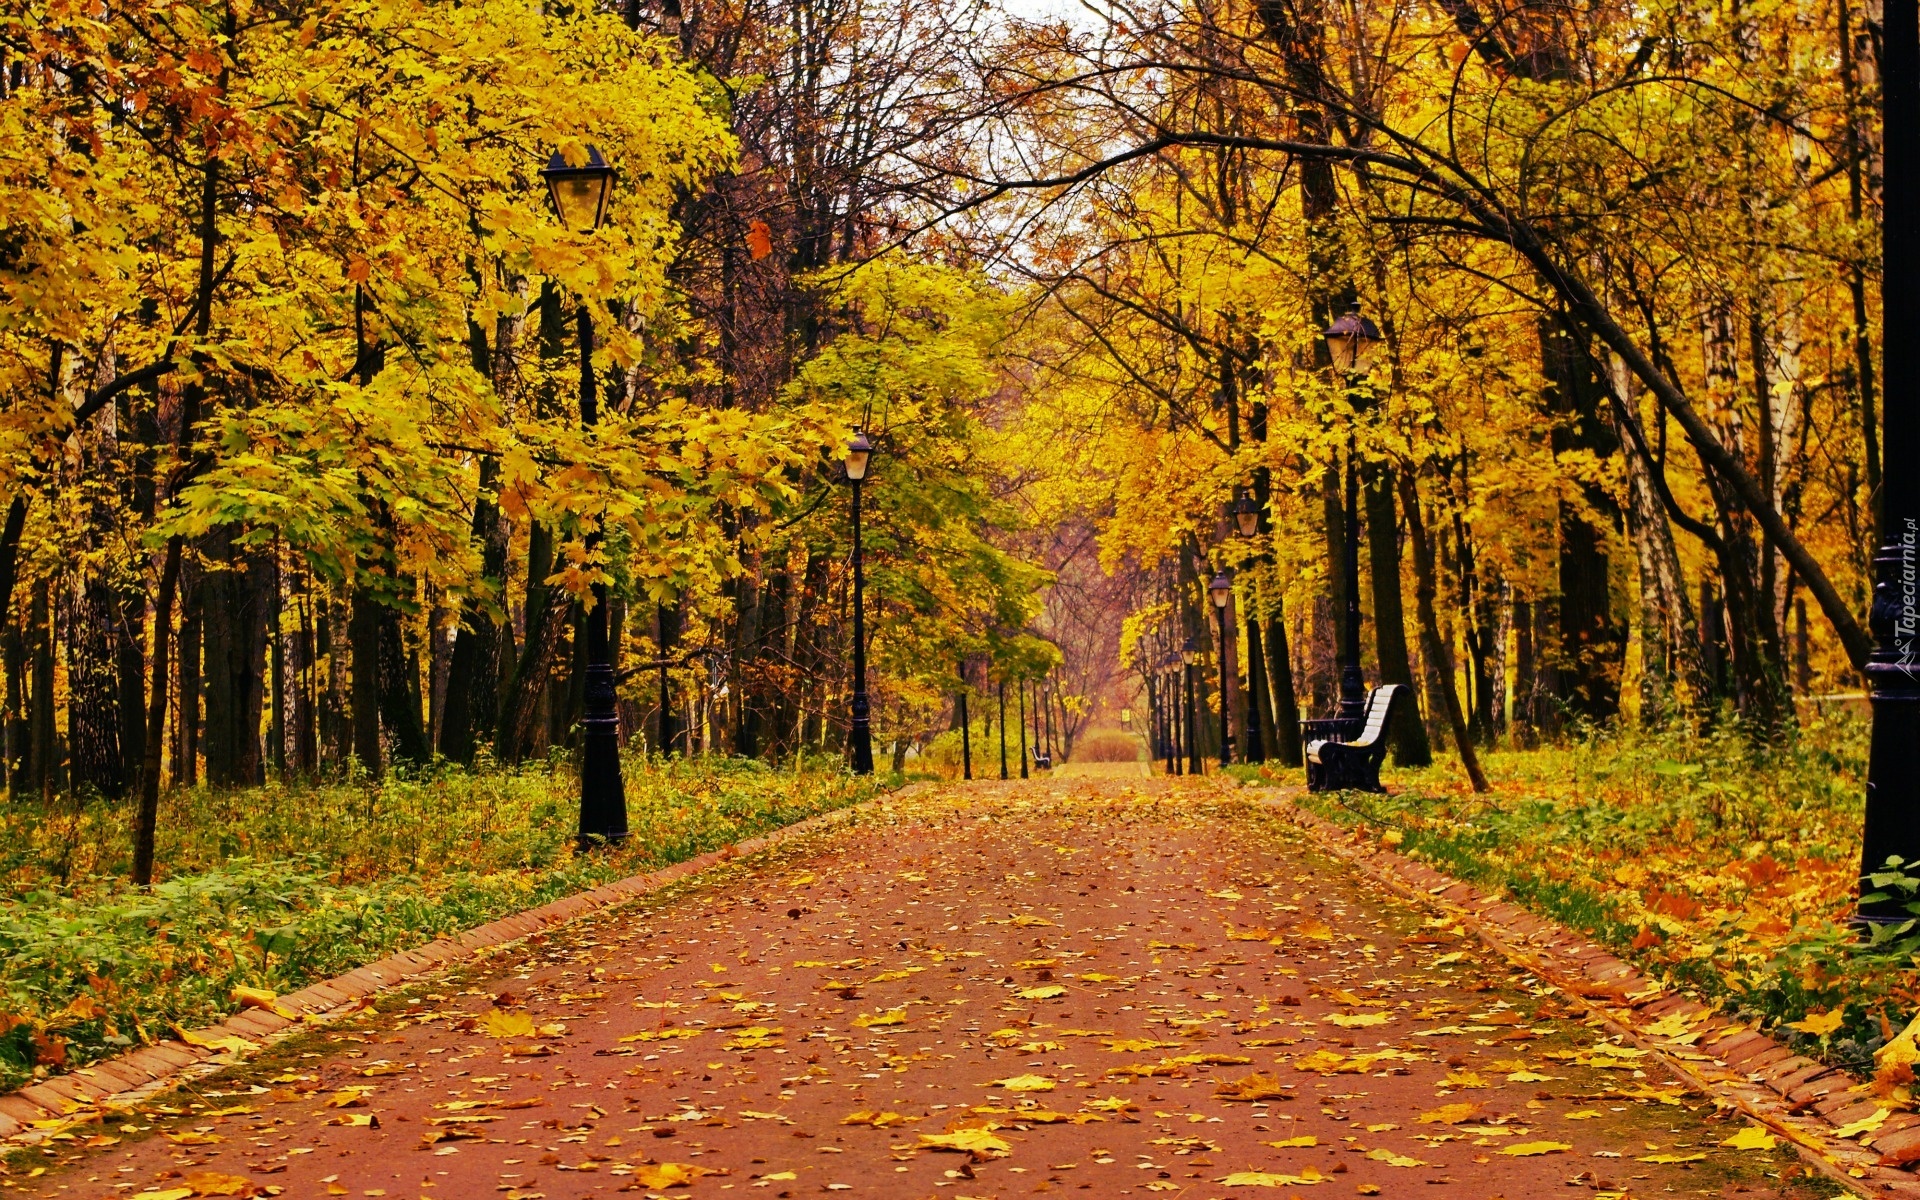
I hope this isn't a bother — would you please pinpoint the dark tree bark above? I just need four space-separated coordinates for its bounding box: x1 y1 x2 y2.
1364 465 1431 766
4 614 25 795
378 600 430 764
1264 602 1303 767
201 531 269 788
1399 473 1489 791
438 459 509 764
350 582 383 777
290 575 317 776
1512 596 1536 746
1540 317 1626 724
497 591 575 763
268 548 285 774
658 601 683 754
115 589 147 795
68 577 124 798
1244 616 1273 762
176 572 201 786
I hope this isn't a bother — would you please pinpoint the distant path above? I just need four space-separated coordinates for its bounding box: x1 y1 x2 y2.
29 778 1823 1198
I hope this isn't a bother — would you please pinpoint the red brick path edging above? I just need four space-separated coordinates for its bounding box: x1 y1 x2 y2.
0 786 914 1146
1258 789 1920 1199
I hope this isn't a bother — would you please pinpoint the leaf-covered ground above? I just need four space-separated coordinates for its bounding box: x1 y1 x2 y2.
12 779 1838 1199
1259 712 1902 1078
0 757 877 1092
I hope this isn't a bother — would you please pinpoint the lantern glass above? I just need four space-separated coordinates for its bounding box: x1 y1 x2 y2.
542 147 614 233
1323 310 1383 373
1209 572 1233 609
844 427 873 481
1233 496 1260 537
1181 638 1197 666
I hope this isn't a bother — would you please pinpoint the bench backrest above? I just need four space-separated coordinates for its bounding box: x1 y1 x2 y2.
1352 684 1401 748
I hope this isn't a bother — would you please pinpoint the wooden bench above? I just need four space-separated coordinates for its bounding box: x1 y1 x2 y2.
1301 684 1403 793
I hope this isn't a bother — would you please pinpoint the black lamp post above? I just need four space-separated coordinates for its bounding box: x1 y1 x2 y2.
998 679 1009 779
1228 501 1267 763
842 427 875 775
1324 310 1383 728
541 146 627 848
1170 655 1186 774
1210 570 1234 767
1018 678 1030 779
1181 637 1201 775
958 660 973 781
1861 0 1919 921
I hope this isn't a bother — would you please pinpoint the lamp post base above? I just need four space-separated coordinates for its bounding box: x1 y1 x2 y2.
850 691 874 775
578 662 629 848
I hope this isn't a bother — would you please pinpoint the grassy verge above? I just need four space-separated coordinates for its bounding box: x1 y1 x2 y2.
0 754 880 1092
1252 712 1909 1077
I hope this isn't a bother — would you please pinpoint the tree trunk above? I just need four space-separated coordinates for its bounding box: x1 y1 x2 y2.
132 540 182 886
497 590 575 764
1612 386 1709 722
1264 599 1303 766
4 613 25 796
350 582 383 777
1364 464 1431 765
176 573 201 786
68 576 125 799
438 458 509 765
1540 316 1626 724
116 589 147 795
268 546 285 775
1512 596 1535 746
378 600 430 764
202 531 270 787
1399 474 1489 791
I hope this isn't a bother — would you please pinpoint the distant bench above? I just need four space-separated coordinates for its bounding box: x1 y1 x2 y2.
1301 683 1402 793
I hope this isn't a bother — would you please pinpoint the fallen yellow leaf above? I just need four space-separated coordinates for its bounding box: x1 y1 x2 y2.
1835 1108 1890 1139
229 987 297 1020
1638 1152 1707 1164
1499 1141 1572 1156
1721 1125 1778 1151
630 1162 715 1188
1219 1167 1327 1186
1364 1148 1423 1167
1018 985 1067 1000
917 1128 1011 1157
843 1110 916 1128
987 1074 1056 1092
1264 1135 1317 1148
482 1010 536 1039
1788 1008 1845 1038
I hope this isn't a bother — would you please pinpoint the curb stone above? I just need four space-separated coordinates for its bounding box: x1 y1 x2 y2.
1255 787 1920 1199
0 781 925 1148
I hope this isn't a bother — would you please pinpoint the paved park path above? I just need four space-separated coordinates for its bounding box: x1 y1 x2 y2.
24 778 1828 1200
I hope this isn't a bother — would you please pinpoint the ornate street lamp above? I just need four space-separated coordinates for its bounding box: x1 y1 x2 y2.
540 145 625 847
1232 494 1260 539
843 427 875 775
1323 310 1383 373
542 147 616 234
1322 313 1376 728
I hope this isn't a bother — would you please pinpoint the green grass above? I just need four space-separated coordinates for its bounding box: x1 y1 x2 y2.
0 754 877 1092
1258 711 1912 1076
